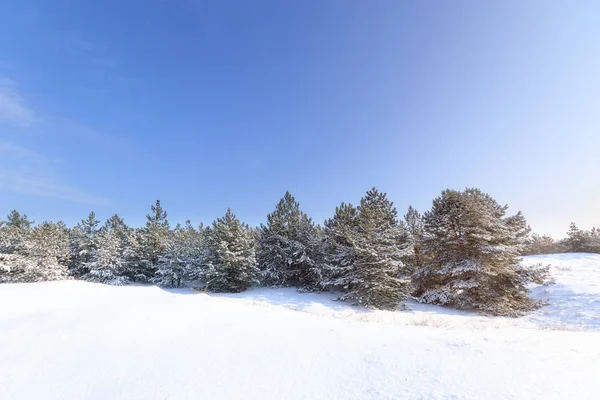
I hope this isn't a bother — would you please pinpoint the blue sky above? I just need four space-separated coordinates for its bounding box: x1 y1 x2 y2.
1 0 599 236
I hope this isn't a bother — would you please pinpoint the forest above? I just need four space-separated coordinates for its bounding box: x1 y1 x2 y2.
2 187 594 316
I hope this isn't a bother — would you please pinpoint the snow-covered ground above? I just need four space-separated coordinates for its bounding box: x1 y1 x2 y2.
1 254 599 400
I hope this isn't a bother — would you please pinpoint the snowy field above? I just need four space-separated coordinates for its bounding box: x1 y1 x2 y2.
1 254 599 400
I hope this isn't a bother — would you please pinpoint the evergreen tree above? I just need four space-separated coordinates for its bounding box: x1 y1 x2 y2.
415 188 552 316
69 212 101 277
524 234 563 255
586 227 600 253
6 210 33 230
565 222 586 252
12 221 71 282
564 223 600 254
321 202 359 291
202 209 258 292
0 210 33 254
0 210 34 283
403 206 426 272
257 191 322 289
83 215 138 285
136 200 170 282
152 221 204 288
322 188 411 310
504 211 533 255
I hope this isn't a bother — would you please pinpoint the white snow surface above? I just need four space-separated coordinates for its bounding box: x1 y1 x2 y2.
1 253 599 400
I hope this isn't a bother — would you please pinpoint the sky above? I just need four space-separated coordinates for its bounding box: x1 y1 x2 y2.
0 0 599 237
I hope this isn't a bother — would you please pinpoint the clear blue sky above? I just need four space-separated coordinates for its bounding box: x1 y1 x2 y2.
1 0 599 237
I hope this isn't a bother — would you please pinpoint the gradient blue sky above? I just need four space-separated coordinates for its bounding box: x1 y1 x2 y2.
1 0 599 236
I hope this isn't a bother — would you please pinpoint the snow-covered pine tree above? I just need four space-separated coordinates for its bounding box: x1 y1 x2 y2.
403 206 426 273
504 211 532 254
69 212 101 277
201 209 258 292
0 210 34 283
179 221 205 281
0 210 32 253
257 191 322 290
152 221 204 288
87 227 122 284
82 214 137 285
105 214 142 279
136 200 170 282
323 188 410 310
18 221 71 282
415 188 552 316
321 202 359 292
2 210 33 242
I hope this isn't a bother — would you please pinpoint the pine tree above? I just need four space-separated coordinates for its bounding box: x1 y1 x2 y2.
202 209 258 292
257 191 322 289
415 188 552 316
322 188 411 310
564 223 600 254
586 227 600 253
0 210 33 254
565 222 586 252
524 234 562 255
321 202 359 291
6 210 33 230
0 210 34 283
152 221 204 288
136 200 170 282
18 221 71 282
69 212 101 277
403 206 426 272
83 215 138 285
504 211 532 254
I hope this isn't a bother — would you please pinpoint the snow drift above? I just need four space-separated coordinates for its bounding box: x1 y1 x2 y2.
1 254 599 400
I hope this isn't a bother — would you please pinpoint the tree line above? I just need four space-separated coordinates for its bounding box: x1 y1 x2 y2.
0 187 554 315
524 223 600 255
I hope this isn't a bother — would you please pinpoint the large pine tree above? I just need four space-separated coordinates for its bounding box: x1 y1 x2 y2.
415 188 552 316
322 188 411 310
202 209 258 292
257 191 322 289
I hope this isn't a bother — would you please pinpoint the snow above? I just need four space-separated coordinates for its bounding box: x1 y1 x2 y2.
523 253 600 330
1 254 599 399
